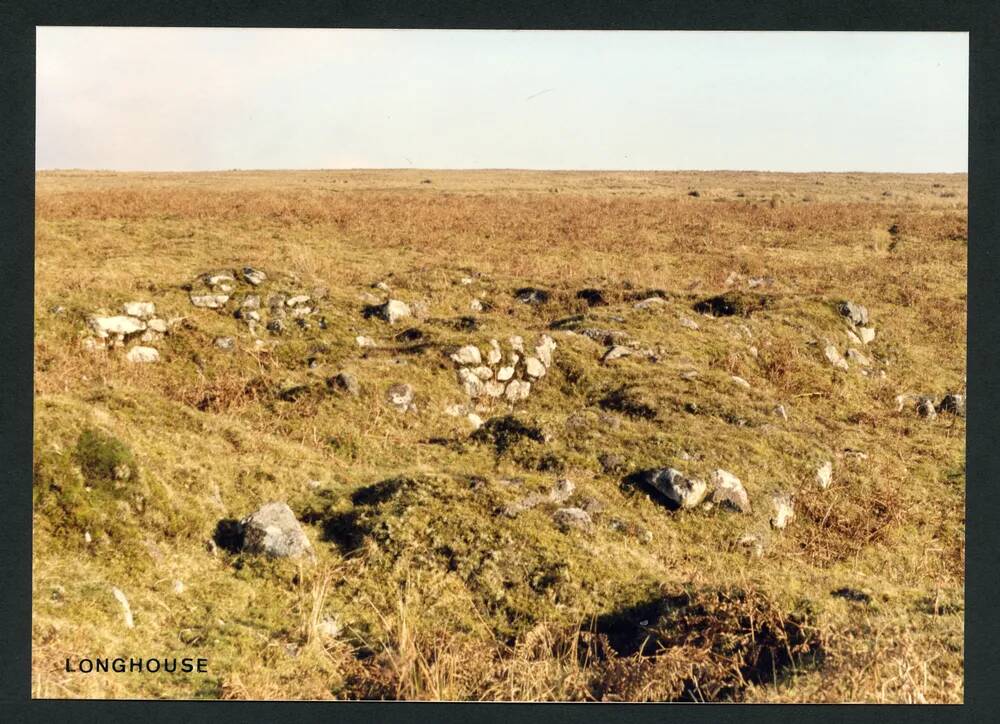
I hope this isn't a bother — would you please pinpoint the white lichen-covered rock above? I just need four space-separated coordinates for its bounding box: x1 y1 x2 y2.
286 294 310 307
497 366 515 382
509 335 525 353
634 296 666 310
467 413 483 430
770 494 795 529
525 357 546 378
816 461 833 490
484 381 506 398
470 299 484 312
487 339 503 365
190 293 229 308
552 507 593 532
917 397 937 419
202 270 235 287
505 379 531 402
469 365 494 381
458 368 484 397
824 344 849 370
89 315 146 338
111 587 135 628
640 468 708 510
356 335 376 348
679 316 700 330
731 375 751 389
709 469 751 513
241 267 267 285
846 348 871 367
122 301 155 319
602 345 632 363
839 300 869 326
846 328 862 345
147 318 168 333
387 383 415 412
451 345 482 365
378 299 411 324
858 326 876 344
241 502 313 559
549 478 575 503
535 335 557 367
125 346 160 363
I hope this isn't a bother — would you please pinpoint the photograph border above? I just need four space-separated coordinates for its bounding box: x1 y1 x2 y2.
3 1 995 721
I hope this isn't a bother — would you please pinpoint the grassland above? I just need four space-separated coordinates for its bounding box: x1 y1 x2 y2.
32 169 966 701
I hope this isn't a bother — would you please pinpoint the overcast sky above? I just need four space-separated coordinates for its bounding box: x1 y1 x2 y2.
36 28 968 172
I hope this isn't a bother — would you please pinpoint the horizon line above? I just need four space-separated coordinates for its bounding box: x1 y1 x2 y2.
35 167 969 175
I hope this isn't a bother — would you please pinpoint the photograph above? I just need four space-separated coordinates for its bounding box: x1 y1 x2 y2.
31 28 967 702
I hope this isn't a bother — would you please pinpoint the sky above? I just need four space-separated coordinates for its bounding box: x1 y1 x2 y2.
35 29 968 173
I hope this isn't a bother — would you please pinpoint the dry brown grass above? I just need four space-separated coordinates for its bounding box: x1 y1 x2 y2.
33 169 965 702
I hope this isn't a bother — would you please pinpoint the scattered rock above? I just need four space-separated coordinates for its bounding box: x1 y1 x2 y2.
917 397 937 419
458 368 484 397
709 469 751 513
190 293 229 309
629 468 708 510
846 328 863 345
497 366 516 382
470 365 494 380
509 335 525 353
535 335 557 367
266 319 286 335
679 316 700 330
731 375 751 390
937 393 965 417
524 357 546 378
286 294 310 307
470 298 484 312
858 327 876 344
824 344 849 370
327 372 360 396
634 296 666 311
514 287 550 305
370 299 411 324
147 318 168 333
487 339 503 365
387 383 415 412
552 507 593 532
89 315 146 338
241 267 267 285
505 380 531 402
467 413 484 430
770 494 795 529
549 478 575 504
356 335 376 348
241 502 313 559
816 461 833 490
846 348 871 367
172 580 186 595
214 336 235 350
111 586 135 628
125 346 160 363
838 300 869 326
602 345 633 363
450 345 482 365
122 301 155 319
484 381 506 398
